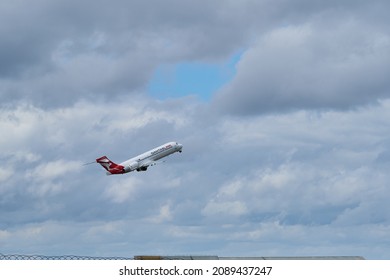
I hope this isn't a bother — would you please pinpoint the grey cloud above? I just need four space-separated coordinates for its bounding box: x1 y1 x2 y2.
6 0 382 107
0 0 255 107
214 19 390 115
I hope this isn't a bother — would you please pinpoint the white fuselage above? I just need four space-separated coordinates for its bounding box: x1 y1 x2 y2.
121 141 183 172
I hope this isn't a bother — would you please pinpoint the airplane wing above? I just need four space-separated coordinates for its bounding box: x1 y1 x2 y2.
140 159 157 168
139 159 165 170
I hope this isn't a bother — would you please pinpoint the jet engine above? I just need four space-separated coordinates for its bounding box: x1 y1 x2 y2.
127 161 140 172
123 166 132 173
136 166 148 172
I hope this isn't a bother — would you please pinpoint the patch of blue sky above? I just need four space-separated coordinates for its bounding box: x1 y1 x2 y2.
148 51 243 101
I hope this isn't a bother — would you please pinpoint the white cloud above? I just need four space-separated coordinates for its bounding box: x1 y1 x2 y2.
83 221 125 242
148 203 174 224
202 200 248 217
27 160 82 182
0 229 10 240
103 177 141 204
0 168 13 183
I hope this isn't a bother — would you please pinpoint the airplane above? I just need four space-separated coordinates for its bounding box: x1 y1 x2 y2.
96 141 183 175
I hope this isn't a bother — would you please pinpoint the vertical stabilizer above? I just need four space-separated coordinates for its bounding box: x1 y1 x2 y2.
96 156 124 174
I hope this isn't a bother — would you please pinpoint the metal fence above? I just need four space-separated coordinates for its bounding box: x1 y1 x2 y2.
0 254 133 260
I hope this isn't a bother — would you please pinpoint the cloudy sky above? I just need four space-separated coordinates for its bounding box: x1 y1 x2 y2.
1 0 390 259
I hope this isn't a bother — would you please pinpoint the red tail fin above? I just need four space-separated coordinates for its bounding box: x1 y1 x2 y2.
96 156 124 174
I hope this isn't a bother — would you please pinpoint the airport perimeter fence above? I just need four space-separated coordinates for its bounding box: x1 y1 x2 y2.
0 253 134 260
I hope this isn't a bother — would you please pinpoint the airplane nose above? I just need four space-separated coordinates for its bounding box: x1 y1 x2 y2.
177 143 183 151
